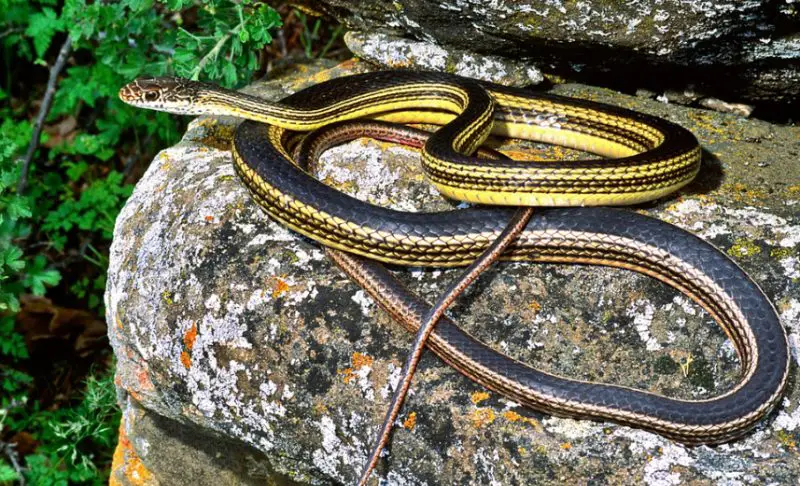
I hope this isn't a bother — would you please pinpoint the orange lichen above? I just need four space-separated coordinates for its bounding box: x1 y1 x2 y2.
403 412 417 430
180 351 192 369
470 408 496 428
502 410 543 430
110 420 154 485
337 367 356 384
560 442 572 450
528 301 542 313
272 278 290 298
352 352 373 370
726 182 767 203
136 367 154 391
337 353 373 384
204 215 214 223
470 391 490 405
183 322 198 351
776 430 797 448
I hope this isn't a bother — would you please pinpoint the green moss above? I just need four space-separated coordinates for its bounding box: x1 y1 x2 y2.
162 290 175 305
687 356 714 391
653 355 679 375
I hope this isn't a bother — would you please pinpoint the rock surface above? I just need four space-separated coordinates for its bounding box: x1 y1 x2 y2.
343 31 544 87
107 60 800 485
315 0 800 104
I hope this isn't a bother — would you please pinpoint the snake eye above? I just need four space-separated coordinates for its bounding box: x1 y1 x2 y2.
144 91 159 102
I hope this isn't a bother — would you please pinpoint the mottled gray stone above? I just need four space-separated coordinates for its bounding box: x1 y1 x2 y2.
107 61 800 485
344 31 544 87
113 396 293 485
314 0 800 104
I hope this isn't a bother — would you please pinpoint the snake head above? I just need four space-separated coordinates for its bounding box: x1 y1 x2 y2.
119 77 211 115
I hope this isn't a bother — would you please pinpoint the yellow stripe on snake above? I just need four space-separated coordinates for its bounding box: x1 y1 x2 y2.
120 71 789 485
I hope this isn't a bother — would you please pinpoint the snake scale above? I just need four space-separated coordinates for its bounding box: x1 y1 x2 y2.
120 70 790 484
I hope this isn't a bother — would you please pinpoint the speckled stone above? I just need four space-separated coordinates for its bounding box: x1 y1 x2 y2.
313 0 800 104
344 31 543 87
107 60 800 485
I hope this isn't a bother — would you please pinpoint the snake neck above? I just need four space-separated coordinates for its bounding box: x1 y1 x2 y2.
201 90 302 127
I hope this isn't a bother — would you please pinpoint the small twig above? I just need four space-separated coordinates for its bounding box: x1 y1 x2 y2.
190 22 244 80
0 27 23 39
277 28 287 57
17 36 73 194
0 440 25 486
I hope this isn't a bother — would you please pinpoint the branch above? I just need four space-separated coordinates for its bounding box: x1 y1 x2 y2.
189 22 244 80
0 439 25 486
17 36 73 194
0 27 23 39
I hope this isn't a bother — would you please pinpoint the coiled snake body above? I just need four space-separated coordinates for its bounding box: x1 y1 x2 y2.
120 71 789 482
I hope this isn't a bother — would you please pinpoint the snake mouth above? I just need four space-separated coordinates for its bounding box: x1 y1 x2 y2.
118 84 138 104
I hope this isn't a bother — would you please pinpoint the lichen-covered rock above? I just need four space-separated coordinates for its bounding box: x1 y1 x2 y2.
314 0 800 104
344 31 543 87
107 60 800 485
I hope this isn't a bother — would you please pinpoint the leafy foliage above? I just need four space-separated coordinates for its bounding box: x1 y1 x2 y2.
0 0 327 482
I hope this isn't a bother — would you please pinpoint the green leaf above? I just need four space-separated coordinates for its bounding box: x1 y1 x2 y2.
25 7 64 58
122 0 153 11
2 246 25 272
0 463 19 483
23 255 61 296
64 161 89 181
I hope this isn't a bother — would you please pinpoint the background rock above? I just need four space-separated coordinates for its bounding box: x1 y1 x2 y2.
314 0 800 108
107 61 800 484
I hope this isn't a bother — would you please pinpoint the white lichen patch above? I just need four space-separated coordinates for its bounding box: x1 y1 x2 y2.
542 416 601 440
352 359 375 402
779 256 800 280
352 290 375 316
380 363 403 400
643 443 694 486
780 298 800 366
385 469 429 486
773 398 800 432
316 141 417 211
614 429 694 486
627 299 661 351
664 201 800 255
311 415 364 480
472 447 502 486
344 31 543 85
671 296 698 316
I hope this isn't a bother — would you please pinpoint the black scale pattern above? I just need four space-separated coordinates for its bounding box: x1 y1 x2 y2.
232 71 789 442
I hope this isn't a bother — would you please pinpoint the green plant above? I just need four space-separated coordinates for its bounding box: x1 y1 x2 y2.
296 10 343 59
3 0 345 480
1 0 289 481
3 367 120 485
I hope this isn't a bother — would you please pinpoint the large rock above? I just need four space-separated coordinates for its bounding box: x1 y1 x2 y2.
107 60 800 484
314 0 800 104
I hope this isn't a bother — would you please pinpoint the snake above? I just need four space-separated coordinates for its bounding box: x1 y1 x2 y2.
119 71 790 482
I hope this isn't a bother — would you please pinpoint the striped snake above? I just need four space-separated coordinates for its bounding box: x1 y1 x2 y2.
120 71 789 484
